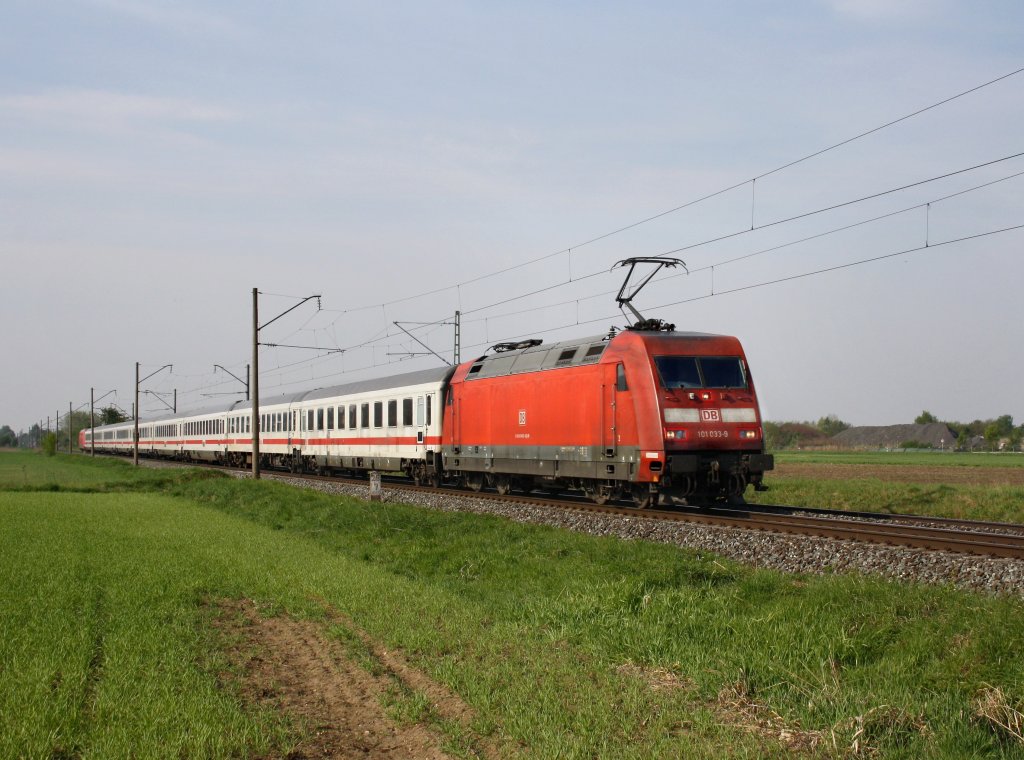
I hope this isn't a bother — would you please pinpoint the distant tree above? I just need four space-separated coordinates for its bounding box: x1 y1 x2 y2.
984 424 1003 450
0 425 16 447
100 406 128 425
816 415 850 437
993 414 1014 438
957 430 969 450
898 440 933 450
40 432 57 456
764 422 831 450
914 411 938 424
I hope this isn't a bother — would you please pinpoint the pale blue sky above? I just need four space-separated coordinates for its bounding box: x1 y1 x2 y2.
2 1 1022 432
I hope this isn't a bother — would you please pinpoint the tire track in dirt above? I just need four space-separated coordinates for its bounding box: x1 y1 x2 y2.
214 599 498 759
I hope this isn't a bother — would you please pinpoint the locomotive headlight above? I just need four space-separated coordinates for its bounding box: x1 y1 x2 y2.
739 430 758 439
664 429 688 440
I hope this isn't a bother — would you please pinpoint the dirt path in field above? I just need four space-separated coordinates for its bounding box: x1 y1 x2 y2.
774 462 1024 486
214 599 495 760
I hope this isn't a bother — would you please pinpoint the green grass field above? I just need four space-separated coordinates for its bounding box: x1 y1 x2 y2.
776 450 1024 468
2 452 1023 758
752 450 1024 523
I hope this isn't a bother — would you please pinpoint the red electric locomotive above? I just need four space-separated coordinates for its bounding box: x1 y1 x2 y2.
441 325 773 507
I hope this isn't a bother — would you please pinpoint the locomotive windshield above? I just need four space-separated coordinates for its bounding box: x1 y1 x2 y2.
654 356 747 389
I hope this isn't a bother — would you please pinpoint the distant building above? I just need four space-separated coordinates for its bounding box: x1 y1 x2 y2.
831 423 959 450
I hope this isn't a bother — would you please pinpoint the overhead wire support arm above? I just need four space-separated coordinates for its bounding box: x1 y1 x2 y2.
142 390 177 413
259 294 321 331
258 342 344 353
393 322 453 366
139 364 173 385
214 364 250 401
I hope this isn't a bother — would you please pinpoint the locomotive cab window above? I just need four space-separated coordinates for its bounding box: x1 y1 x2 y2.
701 357 748 388
654 356 748 390
616 364 628 391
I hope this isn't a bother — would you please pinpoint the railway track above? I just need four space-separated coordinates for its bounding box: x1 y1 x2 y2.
268 469 1024 561
126 455 1024 560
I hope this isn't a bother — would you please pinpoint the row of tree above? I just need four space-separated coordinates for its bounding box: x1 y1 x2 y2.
765 412 1022 451
0 408 128 451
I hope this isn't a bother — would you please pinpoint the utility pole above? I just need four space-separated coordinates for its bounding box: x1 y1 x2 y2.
251 289 324 480
134 362 139 466
252 288 260 479
68 401 72 455
135 363 172 467
454 310 461 365
90 387 95 457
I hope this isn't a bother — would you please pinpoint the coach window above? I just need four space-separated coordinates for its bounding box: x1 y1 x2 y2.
327 407 335 430
402 398 413 426
427 395 432 425
348 404 357 429
374 401 383 428
306 409 313 431
387 400 397 427
360 403 369 428
416 397 424 426
315 408 323 431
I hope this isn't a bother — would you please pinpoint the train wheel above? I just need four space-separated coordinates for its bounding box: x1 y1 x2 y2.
494 476 511 496
584 486 609 506
632 488 659 510
466 473 484 492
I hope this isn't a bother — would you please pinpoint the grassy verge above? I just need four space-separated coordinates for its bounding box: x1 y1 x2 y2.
2 452 1023 758
749 477 1024 523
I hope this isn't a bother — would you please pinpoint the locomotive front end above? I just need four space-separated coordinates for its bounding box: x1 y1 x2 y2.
636 333 774 504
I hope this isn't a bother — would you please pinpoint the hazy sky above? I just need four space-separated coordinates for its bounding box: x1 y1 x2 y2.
2 0 1022 433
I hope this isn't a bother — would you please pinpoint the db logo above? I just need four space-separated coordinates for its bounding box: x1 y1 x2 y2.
700 409 721 422
518 409 527 426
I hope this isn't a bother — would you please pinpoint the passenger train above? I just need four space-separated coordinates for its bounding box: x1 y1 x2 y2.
81 326 774 507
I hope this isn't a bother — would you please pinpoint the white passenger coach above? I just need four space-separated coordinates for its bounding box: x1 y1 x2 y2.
83 367 454 483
